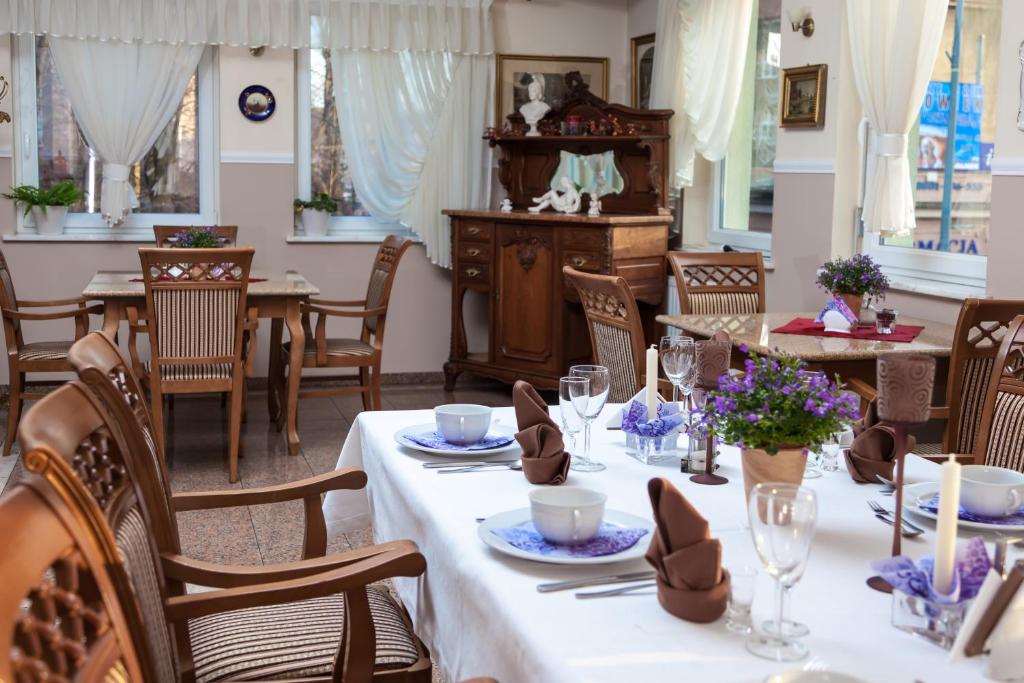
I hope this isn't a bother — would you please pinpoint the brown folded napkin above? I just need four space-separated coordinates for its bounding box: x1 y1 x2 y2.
512 380 570 485
844 409 917 483
695 332 732 390
644 478 729 622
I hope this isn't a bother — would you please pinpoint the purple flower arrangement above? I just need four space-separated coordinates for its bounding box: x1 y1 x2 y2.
872 537 992 604
172 226 222 248
696 348 859 453
816 253 889 298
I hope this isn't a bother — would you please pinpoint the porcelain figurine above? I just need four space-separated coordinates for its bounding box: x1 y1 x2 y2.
499 198 513 213
529 176 581 214
587 194 601 217
519 73 551 137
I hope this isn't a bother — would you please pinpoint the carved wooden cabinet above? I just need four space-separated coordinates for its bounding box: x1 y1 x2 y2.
443 210 671 390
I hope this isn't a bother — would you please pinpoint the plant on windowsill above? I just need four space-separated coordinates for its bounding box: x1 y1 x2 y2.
815 253 889 319
4 180 82 236
696 349 859 500
294 194 339 237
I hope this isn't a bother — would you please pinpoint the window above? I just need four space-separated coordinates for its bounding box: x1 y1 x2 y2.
712 0 780 252
862 0 999 293
13 36 216 235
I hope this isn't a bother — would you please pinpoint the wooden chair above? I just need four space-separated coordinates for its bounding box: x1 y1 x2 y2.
563 266 649 404
0 247 103 456
153 225 239 247
18 378 433 682
973 314 1024 472
848 298 1024 458
138 247 254 482
278 235 412 414
667 251 766 315
0 482 145 683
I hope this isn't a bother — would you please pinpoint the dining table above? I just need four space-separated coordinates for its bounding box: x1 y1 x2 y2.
323 405 1014 683
82 270 320 455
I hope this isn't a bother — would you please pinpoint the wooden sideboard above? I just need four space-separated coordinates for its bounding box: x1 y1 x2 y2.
443 210 671 391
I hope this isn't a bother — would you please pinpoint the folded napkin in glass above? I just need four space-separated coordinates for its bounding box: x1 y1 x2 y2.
492 522 648 558
920 495 1024 526
404 431 514 451
621 400 685 437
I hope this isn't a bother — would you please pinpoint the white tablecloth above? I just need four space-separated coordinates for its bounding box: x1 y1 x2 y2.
323 406 1012 683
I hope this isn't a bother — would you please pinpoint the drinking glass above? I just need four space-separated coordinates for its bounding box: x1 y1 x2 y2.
568 365 610 472
726 565 758 635
659 336 695 405
746 483 818 662
803 450 822 479
762 566 810 638
558 376 588 457
820 433 841 473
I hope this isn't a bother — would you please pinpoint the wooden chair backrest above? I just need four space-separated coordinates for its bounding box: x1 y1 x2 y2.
68 331 180 555
18 381 176 682
361 235 413 342
974 315 1024 471
563 266 647 403
0 247 24 351
667 251 766 315
0 483 144 683
943 298 1024 455
153 225 239 247
138 247 254 384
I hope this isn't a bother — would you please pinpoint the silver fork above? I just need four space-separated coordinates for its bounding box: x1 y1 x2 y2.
867 500 925 535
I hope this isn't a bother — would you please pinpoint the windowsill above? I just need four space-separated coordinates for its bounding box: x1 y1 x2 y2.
885 275 986 301
287 231 419 244
2 232 155 243
681 241 775 271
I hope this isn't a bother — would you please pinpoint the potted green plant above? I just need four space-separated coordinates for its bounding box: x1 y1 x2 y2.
4 181 82 235
698 349 859 500
170 226 222 248
294 194 339 237
815 253 889 319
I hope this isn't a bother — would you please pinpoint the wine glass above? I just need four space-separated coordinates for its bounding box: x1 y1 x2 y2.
659 335 695 405
568 365 610 472
558 376 588 457
746 483 818 662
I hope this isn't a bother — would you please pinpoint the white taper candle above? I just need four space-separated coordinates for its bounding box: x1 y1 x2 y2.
645 345 658 419
934 454 961 595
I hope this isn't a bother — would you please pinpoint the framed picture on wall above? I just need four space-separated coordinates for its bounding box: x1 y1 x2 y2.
630 33 656 109
495 54 609 128
779 64 827 128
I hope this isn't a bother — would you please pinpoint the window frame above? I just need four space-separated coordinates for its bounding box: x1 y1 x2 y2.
294 48 411 242
12 35 218 237
709 159 773 254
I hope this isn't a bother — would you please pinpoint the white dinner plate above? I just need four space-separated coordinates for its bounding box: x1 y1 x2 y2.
394 423 520 457
902 481 1024 533
764 672 867 683
478 508 655 565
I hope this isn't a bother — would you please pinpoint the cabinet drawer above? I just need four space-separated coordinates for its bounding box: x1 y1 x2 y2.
457 262 490 285
561 228 605 252
457 243 491 262
562 251 601 273
459 221 493 242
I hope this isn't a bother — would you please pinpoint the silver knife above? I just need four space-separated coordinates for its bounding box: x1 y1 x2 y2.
537 571 656 593
423 459 518 468
576 581 657 599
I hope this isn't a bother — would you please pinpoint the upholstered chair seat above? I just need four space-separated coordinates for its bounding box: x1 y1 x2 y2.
284 336 377 359
16 339 75 361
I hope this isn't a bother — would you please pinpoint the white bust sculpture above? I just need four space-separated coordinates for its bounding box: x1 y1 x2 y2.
519 73 551 137
529 176 581 214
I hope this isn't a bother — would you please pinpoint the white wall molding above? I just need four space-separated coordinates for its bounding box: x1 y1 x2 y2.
773 158 835 174
990 156 1024 176
220 151 294 165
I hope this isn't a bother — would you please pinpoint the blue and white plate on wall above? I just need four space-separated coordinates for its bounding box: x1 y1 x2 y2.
238 85 275 122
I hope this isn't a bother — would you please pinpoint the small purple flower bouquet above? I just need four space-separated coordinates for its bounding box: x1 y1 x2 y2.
815 296 858 333
621 400 685 437
872 537 992 605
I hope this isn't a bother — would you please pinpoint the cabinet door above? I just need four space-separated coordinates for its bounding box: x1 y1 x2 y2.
494 225 555 372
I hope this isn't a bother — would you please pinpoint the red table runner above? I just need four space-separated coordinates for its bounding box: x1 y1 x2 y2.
130 276 267 283
771 317 924 343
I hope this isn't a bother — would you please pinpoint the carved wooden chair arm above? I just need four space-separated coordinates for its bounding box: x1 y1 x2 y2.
160 539 415 588
844 377 877 403
303 303 388 319
309 297 367 307
17 296 94 307
2 304 103 322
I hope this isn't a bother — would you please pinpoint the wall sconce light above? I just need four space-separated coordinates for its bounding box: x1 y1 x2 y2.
790 13 814 37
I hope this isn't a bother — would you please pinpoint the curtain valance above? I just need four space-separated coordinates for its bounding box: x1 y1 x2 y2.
0 0 494 54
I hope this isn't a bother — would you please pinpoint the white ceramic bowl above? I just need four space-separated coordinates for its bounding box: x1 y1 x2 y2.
434 404 492 445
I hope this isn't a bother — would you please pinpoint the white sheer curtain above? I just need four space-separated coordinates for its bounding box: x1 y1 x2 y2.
332 50 492 267
649 0 754 189
846 0 947 236
48 38 203 225
0 0 493 53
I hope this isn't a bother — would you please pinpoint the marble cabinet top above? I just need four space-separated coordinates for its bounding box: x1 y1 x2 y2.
656 312 956 361
83 270 321 298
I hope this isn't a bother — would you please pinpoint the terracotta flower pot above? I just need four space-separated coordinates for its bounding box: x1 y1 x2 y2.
839 292 863 320
741 447 807 501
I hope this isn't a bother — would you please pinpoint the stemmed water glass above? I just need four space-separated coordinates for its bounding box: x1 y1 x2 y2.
568 365 610 472
659 336 695 406
558 376 588 458
746 483 818 662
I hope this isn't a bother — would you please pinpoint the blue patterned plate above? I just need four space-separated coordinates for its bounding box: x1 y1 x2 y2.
394 423 519 457
478 509 655 565
902 481 1024 533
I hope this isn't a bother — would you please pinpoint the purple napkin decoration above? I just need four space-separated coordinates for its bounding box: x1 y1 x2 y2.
492 522 649 558
815 296 858 326
404 430 514 451
920 494 1024 526
622 401 684 437
871 537 991 604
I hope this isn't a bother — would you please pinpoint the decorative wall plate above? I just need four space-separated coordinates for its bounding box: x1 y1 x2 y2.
238 84 275 122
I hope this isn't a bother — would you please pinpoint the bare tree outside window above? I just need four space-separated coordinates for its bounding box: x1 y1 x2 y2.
310 48 367 216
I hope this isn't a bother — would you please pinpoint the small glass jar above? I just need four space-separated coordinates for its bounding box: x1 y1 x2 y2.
626 432 680 466
876 308 898 335
891 591 970 650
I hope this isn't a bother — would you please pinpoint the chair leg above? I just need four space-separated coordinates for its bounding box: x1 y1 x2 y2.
228 386 243 483
274 350 288 432
370 363 383 411
241 379 248 425
359 366 371 411
151 386 167 459
3 372 24 457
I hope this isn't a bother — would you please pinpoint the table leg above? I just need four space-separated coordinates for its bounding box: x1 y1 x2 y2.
101 300 125 338
284 299 304 456
267 317 284 423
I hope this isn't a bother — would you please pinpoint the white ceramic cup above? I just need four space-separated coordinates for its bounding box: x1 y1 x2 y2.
960 465 1024 518
434 404 492 445
529 487 607 544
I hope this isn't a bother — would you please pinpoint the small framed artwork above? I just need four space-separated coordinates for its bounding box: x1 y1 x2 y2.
631 33 656 109
495 54 609 127
780 64 827 128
